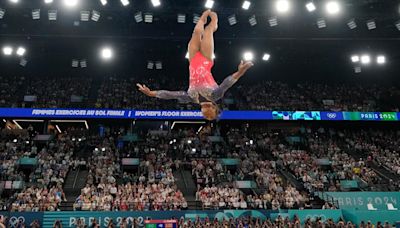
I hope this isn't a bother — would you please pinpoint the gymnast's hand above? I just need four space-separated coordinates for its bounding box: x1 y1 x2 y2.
136 83 156 97
233 61 254 80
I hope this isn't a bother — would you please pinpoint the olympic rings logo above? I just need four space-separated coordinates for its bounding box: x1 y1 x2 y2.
8 216 25 227
327 113 337 119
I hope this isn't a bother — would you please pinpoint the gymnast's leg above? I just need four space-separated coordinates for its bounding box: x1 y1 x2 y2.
188 10 210 61
200 11 218 62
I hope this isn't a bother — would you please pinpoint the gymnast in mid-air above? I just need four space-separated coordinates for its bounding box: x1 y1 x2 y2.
137 10 253 120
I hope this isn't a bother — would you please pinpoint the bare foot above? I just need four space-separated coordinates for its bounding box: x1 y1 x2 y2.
201 9 211 23
209 11 218 31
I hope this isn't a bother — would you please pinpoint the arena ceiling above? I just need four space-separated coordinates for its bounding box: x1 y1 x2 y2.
0 0 399 84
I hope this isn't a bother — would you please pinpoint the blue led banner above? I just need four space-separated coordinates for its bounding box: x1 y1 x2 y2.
0 108 399 121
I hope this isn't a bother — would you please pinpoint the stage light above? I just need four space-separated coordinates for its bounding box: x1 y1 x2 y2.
72 59 79 67
134 11 143 23
19 58 27 67
144 13 153 23
147 61 154 69
262 53 270 61
80 11 90 21
16 47 26 56
48 10 57 20
395 20 400 31
155 61 162 70
276 0 290 13
120 0 130 6
193 14 200 24
64 0 78 7
243 52 254 61
354 66 361 73
2 46 13 56
91 10 100 21
44 0 53 4
361 55 370 64
242 1 251 10
377 55 385 64
228 14 237 26
326 1 340 15
351 55 359 63
9 0 19 4
317 18 326 28
32 9 40 20
306 2 316 12
80 59 87 68
151 0 161 7
268 17 278 27
185 52 189 59
347 19 357 29
0 9 5 19
101 47 113 60
366 19 376 30
248 15 257 26
177 14 186 23
205 0 214 9
100 0 107 5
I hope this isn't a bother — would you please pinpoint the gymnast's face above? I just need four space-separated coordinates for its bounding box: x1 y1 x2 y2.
201 102 218 121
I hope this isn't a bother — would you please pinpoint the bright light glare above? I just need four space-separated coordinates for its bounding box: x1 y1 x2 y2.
205 0 214 9
44 0 53 4
243 52 254 61
121 0 130 6
16 47 26 56
151 0 161 7
276 0 290 13
306 2 316 12
185 52 189 59
351 55 359 63
377 55 385 64
242 1 251 10
9 0 19 3
64 0 78 7
361 55 371 64
101 47 113 60
3 46 13 56
262 53 271 61
100 0 107 5
326 1 340 15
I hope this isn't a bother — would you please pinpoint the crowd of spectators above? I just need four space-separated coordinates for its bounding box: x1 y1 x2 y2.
0 75 399 111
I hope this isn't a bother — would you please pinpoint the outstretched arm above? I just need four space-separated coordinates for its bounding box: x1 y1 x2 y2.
136 84 192 103
212 61 254 101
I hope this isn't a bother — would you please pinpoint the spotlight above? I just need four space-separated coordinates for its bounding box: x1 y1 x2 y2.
2 46 13 56
361 55 370 65
72 59 79 67
16 47 26 56
377 55 385 64
144 13 153 23
44 0 53 4
262 53 270 61
0 9 5 19
248 15 257 26
147 61 154 69
91 10 100 21
80 59 87 68
306 2 316 12
351 55 359 63
32 9 40 20
9 0 19 4
101 47 113 60
100 0 107 5
366 19 376 30
347 19 357 29
317 18 326 28
177 14 186 23
242 1 251 10
155 61 162 70
395 20 400 31
193 14 200 24
151 0 161 7
185 52 189 59
19 58 27 67
228 14 237 26
48 10 57 21
326 1 340 15
354 66 361 74
243 52 254 61
134 11 143 23
80 11 90 21
276 0 290 13
64 0 78 7
205 0 214 9
268 17 278 27
120 0 130 6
